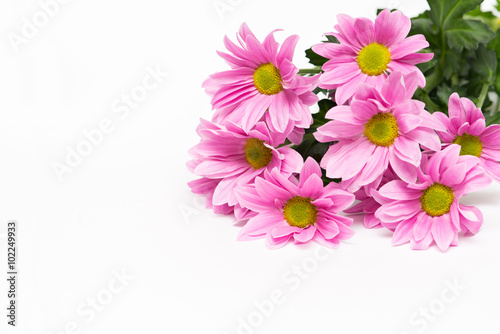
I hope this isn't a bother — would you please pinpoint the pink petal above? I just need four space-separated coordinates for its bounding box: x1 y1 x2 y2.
255 177 293 203
277 35 299 64
430 214 455 251
374 9 411 47
378 180 422 200
480 124 500 149
397 113 422 133
325 105 363 124
459 204 484 234
390 34 430 59
294 226 317 243
394 136 422 167
334 73 366 105
392 217 415 245
194 159 249 178
389 148 418 183
299 174 324 199
413 212 433 241
336 14 365 50
239 95 271 132
235 186 274 213
271 223 302 238
381 71 405 105
356 146 390 187
278 147 304 175
316 219 340 239
341 139 376 180
268 93 290 133
299 157 322 187
238 211 284 237
410 230 434 250
405 127 442 151
350 100 380 121
448 93 465 120
376 199 421 223
266 233 292 249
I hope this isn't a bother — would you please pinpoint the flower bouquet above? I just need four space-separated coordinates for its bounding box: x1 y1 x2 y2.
188 0 500 251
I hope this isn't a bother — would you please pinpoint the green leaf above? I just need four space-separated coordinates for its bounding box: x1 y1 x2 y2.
486 109 500 125
465 6 496 19
305 48 328 67
475 44 497 82
488 34 500 94
446 19 495 50
325 35 339 43
427 0 482 27
427 0 495 51
293 133 331 164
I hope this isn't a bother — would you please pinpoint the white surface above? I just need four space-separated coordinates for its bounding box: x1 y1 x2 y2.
0 0 500 333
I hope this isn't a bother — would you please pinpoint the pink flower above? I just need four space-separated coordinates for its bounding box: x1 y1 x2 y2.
344 167 399 229
315 71 444 192
187 119 303 211
203 23 318 142
375 145 491 250
434 93 500 182
235 158 355 249
313 9 433 105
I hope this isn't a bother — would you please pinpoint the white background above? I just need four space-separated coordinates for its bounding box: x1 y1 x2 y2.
1 0 500 333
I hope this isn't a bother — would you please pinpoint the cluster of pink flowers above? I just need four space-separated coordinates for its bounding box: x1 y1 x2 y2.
188 10 499 251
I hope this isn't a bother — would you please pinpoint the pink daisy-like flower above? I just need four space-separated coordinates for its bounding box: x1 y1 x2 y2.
187 119 303 211
375 145 492 250
344 167 399 229
203 23 319 139
315 71 444 192
313 9 433 105
434 93 500 182
235 158 355 249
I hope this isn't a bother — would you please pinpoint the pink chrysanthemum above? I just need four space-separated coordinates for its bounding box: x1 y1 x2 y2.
313 9 433 105
315 71 444 192
344 167 399 229
187 119 303 211
375 145 491 250
203 23 319 140
235 158 355 249
434 93 500 182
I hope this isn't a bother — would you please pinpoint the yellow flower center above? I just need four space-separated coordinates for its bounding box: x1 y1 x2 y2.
283 196 318 228
364 112 399 146
420 183 455 217
357 43 391 76
253 63 283 95
452 133 483 157
244 138 273 170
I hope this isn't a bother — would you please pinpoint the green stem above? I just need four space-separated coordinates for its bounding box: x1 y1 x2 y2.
423 67 443 94
418 89 440 112
298 68 322 76
476 83 490 109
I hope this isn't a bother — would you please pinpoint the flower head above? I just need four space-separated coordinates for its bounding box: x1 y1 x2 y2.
315 71 444 192
235 158 355 249
434 93 500 182
313 9 433 105
203 23 318 143
187 119 303 211
375 145 491 250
